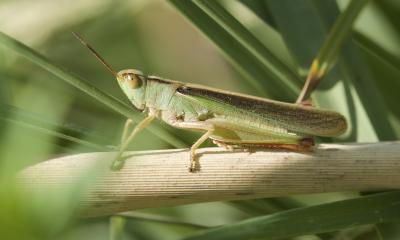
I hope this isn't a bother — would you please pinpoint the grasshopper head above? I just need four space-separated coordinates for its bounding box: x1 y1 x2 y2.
116 69 147 111
71 33 147 111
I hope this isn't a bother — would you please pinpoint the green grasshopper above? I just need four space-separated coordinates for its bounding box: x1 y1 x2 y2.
73 33 347 172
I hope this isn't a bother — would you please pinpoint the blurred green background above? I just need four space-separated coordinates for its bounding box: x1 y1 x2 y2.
0 0 400 239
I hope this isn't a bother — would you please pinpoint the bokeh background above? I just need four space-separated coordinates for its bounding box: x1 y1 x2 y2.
0 0 400 239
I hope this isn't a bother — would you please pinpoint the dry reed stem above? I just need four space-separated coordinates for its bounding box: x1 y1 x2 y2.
18 142 400 217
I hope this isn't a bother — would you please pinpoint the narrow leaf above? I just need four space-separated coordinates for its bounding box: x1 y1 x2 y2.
184 191 400 240
168 0 299 100
0 31 186 148
295 0 369 105
266 0 396 140
0 105 113 151
317 0 370 72
194 0 301 91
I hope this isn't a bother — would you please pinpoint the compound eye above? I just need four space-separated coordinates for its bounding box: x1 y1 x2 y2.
123 73 142 89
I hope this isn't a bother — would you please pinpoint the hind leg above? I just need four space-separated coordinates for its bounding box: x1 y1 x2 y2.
212 140 234 150
212 137 315 152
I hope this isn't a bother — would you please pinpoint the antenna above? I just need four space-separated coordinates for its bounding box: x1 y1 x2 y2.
72 32 117 77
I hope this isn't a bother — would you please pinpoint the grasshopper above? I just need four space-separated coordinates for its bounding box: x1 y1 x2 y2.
73 33 347 172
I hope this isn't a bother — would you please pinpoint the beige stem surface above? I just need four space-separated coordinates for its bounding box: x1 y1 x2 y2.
18 142 400 217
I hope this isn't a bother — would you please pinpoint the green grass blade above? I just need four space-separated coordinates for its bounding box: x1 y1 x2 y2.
0 105 114 151
183 191 400 240
266 1 362 141
266 0 397 140
238 0 276 28
110 216 126 240
227 198 301 216
264 2 327 69
194 0 301 91
355 31 400 130
317 0 370 72
1 117 110 151
296 0 370 103
168 0 299 100
314 1 397 140
376 222 400 240
118 212 210 230
0 31 186 148
355 31 400 75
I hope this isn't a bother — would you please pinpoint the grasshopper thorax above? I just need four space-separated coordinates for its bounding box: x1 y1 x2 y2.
116 69 147 111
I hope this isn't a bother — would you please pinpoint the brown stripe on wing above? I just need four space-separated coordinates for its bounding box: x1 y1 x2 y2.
177 85 280 113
